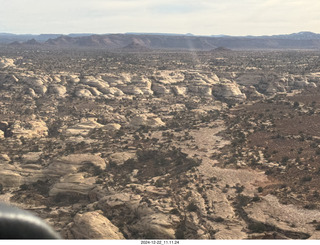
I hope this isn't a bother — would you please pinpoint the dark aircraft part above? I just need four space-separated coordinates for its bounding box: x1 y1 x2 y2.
0 203 60 239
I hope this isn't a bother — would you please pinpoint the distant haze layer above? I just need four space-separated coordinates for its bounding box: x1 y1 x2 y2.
3 32 320 50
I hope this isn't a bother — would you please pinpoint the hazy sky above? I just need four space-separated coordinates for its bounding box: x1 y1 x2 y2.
1 0 320 36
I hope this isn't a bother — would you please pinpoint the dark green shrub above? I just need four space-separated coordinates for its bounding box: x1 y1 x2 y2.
187 201 198 212
301 176 312 182
248 222 267 233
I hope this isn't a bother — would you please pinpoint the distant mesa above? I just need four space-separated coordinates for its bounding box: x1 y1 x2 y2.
25 39 41 45
8 41 23 46
46 35 74 46
3 31 320 50
121 41 151 51
8 38 41 46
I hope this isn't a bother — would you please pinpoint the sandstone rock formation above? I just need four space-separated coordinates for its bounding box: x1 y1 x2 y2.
45 154 106 178
49 173 97 197
172 86 188 96
129 113 165 128
0 58 15 68
0 154 10 162
48 84 67 97
10 119 48 138
243 86 265 101
66 118 104 136
21 152 42 164
70 211 125 239
104 123 121 132
75 88 93 98
81 76 110 94
2 48 320 240
213 79 246 102
108 152 136 166
0 163 23 187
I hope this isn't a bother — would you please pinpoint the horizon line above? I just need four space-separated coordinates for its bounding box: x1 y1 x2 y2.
0 31 318 38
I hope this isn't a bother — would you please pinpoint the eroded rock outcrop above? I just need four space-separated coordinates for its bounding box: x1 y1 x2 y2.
81 76 110 94
66 118 104 136
243 86 265 101
129 113 165 128
70 211 125 239
48 84 67 97
0 58 15 68
75 88 93 98
45 154 106 178
10 119 48 138
213 79 246 102
49 173 96 197
24 77 48 95
0 163 23 187
108 152 135 166
132 211 176 239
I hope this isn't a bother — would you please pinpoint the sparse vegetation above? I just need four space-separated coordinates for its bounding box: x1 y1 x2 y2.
1 46 320 239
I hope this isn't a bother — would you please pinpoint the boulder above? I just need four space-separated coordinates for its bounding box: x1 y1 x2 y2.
0 161 45 187
87 87 102 96
45 153 106 178
104 123 121 131
172 86 187 96
48 84 67 97
0 154 10 162
0 163 23 187
25 88 37 98
97 192 141 213
49 173 96 197
131 213 176 239
212 80 246 102
75 89 93 98
33 84 47 95
152 83 171 95
67 75 80 83
21 152 42 163
130 113 165 128
81 76 115 94
58 153 106 170
140 87 154 95
10 119 48 138
0 121 9 132
108 152 135 166
51 75 61 83
104 87 124 96
120 86 144 95
24 77 47 95
71 211 125 239
0 170 22 187
66 118 104 136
